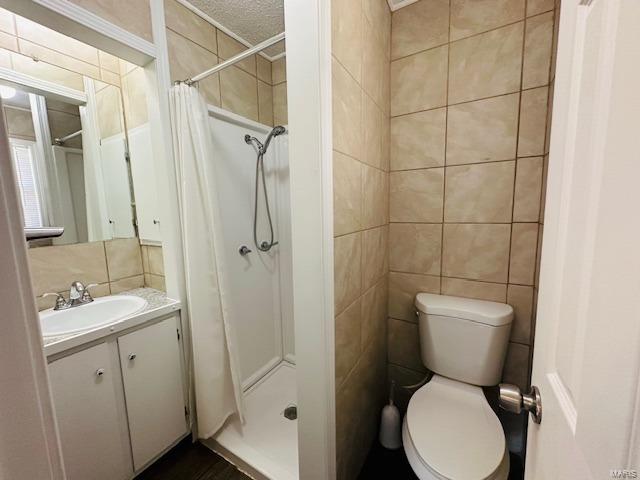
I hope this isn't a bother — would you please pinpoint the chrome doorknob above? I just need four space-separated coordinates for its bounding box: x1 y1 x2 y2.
238 245 252 256
499 384 542 424
95 368 105 377
128 353 137 361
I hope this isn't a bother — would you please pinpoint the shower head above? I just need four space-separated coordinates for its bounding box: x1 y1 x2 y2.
262 125 286 154
245 126 286 155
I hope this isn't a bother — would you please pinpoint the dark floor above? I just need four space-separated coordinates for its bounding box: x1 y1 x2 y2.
134 438 250 480
358 441 524 479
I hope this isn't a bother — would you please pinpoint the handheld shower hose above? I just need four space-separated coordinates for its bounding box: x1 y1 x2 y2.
245 126 286 252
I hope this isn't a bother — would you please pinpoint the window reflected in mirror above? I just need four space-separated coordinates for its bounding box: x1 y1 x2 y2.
3 82 135 245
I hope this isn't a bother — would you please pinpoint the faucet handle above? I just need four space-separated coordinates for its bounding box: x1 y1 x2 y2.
81 283 98 303
43 292 67 310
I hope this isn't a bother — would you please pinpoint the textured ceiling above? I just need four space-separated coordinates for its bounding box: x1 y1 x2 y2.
185 0 285 57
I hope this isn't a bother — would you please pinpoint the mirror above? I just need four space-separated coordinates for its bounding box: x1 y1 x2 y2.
0 6 166 301
4 79 137 246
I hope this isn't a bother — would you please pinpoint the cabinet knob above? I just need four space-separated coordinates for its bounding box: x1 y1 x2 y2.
128 353 137 361
95 368 105 377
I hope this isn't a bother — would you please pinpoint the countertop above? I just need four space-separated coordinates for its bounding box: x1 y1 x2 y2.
43 288 181 357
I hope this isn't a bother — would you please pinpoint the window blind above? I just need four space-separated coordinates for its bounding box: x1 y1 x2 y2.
10 139 44 228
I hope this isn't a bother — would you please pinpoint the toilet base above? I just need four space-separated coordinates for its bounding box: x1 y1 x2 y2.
402 416 510 480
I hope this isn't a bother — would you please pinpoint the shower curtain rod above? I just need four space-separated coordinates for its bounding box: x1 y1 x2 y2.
184 32 285 85
54 129 82 145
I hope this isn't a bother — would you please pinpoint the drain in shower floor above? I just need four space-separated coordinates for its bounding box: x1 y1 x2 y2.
283 404 297 420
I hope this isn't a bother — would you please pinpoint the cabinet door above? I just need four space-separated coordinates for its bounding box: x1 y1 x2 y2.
118 316 187 470
128 124 162 243
48 342 132 480
99 134 135 238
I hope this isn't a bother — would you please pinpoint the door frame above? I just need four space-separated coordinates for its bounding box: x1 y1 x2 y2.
284 0 336 478
0 93 66 479
0 1 337 479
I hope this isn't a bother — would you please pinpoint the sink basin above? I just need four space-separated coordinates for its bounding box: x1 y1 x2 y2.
40 295 148 338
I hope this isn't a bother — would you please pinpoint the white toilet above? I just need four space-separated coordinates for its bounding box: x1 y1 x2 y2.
403 293 514 480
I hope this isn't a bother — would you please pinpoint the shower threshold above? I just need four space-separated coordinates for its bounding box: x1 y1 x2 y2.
203 362 298 480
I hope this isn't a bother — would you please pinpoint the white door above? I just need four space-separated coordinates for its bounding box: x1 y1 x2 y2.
525 1 640 478
48 343 132 480
118 316 187 471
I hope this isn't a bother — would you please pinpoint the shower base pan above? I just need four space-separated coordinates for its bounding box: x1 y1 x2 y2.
203 362 298 480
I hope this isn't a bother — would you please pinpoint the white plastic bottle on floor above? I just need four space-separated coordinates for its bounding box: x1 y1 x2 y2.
379 380 402 450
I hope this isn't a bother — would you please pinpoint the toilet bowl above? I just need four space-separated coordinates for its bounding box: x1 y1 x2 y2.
403 375 509 480
404 293 514 480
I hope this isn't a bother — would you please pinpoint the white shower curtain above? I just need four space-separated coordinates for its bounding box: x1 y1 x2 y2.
169 83 244 438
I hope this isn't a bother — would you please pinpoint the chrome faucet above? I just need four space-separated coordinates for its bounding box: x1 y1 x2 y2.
43 281 97 311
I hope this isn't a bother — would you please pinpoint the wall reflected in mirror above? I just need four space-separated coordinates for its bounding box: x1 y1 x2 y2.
4 81 135 246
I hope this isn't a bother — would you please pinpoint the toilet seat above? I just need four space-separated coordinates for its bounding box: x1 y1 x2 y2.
403 375 509 480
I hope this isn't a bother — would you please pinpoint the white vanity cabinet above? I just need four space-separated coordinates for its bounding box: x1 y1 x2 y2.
48 342 133 480
48 314 188 480
118 316 187 470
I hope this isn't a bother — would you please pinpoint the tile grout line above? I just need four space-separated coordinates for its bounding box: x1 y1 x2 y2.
439 0 452 293
333 146 390 174
102 241 112 295
388 220 536 226
505 9 530 294
390 7 554 66
390 86 547 121
388 361 428 377
389 154 544 174
389 270 537 289
332 44 388 117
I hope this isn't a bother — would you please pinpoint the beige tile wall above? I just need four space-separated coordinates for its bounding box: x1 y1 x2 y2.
272 57 288 125
67 0 153 42
332 0 391 478
95 81 125 139
32 238 145 310
163 0 287 127
120 64 149 130
0 7 123 89
387 0 557 397
3 101 83 149
3 106 35 140
141 245 166 291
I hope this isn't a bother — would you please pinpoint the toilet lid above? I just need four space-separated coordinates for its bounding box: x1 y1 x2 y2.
405 375 505 480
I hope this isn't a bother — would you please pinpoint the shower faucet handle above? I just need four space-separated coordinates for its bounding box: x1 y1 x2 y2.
239 245 252 256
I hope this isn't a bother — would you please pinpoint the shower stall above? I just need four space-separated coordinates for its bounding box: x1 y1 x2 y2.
202 106 297 480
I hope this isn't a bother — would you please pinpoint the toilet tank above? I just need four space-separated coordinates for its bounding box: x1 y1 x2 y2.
415 293 513 386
